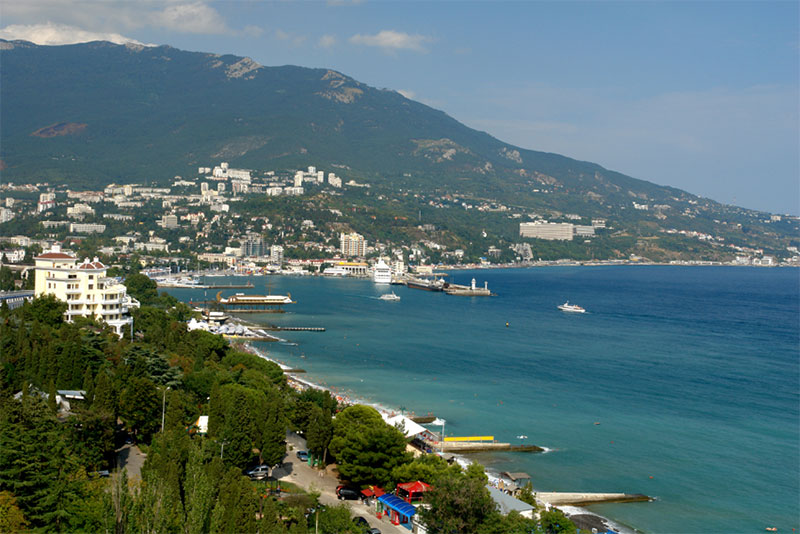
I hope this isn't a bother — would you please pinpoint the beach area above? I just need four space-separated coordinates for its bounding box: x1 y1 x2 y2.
163 265 800 533
240 341 635 534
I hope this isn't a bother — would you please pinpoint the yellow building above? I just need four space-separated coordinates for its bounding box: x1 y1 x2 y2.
34 245 138 336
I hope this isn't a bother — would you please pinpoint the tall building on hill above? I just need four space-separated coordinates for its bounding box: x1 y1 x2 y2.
34 245 138 336
340 232 367 257
241 236 265 257
519 221 574 241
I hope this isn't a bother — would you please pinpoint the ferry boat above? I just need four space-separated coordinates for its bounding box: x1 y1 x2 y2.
558 301 586 313
372 259 392 284
379 292 401 301
218 292 294 305
406 276 446 292
322 266 349 277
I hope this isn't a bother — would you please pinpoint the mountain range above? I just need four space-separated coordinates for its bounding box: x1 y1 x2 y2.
0 39 796 259
1 39 672 200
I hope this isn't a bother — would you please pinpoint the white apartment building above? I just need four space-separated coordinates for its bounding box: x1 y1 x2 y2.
340 232 367 257
519 221 574 241
328 173 342 188
0 207 14 223
34 245 138 336
69 223 106 234
270 245 284 265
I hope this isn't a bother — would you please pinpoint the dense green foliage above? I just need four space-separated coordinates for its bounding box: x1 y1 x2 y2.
329 405 412 487
0 291 579 533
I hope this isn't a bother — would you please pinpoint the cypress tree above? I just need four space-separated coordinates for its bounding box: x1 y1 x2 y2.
48 379 58 413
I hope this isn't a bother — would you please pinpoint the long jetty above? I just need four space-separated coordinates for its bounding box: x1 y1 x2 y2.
441 441 544 453
265 326 326 332
537 492 653 506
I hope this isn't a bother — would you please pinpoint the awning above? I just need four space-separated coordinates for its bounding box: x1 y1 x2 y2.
397 481 431 494
377 494 416 517
381 414 428 438
361 486 385 498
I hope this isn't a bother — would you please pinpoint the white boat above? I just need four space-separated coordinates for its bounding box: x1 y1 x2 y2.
379 292 401 301
372 259 392 284
322 266 349 277
218 292 294 305
558 301 586 313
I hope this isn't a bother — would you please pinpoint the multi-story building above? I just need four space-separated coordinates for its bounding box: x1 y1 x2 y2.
270 245 284 265
161 214 179 229
519 221 574 241
241 236 265 257
69 223 107 234
340 232 367 257
0 207 14 223
34 245 138 336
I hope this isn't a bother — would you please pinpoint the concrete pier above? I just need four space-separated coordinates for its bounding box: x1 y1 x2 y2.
441 441 544 453
537 492 653 506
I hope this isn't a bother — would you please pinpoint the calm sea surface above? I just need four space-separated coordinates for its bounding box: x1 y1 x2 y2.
167 266 799 533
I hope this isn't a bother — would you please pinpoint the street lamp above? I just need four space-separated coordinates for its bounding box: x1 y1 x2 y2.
161 386 171 433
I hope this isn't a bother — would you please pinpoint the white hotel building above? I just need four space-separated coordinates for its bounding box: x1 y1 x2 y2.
519 221 575 241
34 246 138 336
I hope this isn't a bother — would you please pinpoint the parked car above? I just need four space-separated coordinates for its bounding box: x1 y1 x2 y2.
366 529 381 534
296 450 309 461
246 465 270 480
336 485 360 500
352 516 369 528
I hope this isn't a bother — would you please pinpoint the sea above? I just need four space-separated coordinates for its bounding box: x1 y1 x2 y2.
165 266 799 534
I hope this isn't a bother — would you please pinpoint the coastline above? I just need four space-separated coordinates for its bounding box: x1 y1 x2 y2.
241 342 640 534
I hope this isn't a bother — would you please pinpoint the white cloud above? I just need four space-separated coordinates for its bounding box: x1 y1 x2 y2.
319 34 337 48
397 89 416 99
349 30 431 53
1 1 241 36
151 2 228 34
243 25 264 38
274 29 306 47
0 22 150 46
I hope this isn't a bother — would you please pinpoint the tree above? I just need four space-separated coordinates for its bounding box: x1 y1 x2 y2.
315 503 360 534
119 376 160 441
305 404 333 463
0 491 28 532
329 405 411 487
209 468 258 534
540 508 577 534
391 453 458 486
418 470 497 534
0 265 15 291
123 273 159 307
24 294 67 325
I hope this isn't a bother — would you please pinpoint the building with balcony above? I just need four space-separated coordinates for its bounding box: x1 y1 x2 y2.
34 245 138 336
340 232 367 257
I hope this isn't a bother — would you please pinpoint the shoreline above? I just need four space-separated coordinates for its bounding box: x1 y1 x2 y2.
241 342 640 534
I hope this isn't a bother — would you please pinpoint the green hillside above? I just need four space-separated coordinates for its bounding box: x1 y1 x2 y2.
1 39 797 260
1 40 672 201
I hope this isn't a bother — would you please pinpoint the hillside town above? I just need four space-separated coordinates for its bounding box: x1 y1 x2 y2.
1 160 797 286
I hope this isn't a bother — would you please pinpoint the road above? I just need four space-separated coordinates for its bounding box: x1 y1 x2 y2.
279 432 410 534
115 442 146 481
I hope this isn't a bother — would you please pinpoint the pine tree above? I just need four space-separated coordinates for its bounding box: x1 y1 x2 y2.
48 379 58 413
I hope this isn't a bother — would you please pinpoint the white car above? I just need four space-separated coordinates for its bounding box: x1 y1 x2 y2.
247 465 270 480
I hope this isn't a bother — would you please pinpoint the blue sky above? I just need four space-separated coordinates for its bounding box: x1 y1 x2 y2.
1 1 797 214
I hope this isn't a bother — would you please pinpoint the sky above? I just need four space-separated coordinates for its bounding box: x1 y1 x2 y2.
1 1 798 214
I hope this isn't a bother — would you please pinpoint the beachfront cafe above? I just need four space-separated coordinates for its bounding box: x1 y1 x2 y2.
376 494 416 529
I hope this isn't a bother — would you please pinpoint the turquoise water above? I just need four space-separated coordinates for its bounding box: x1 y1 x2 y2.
168 266 799 533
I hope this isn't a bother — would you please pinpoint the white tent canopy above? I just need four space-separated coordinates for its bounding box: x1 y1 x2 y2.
381 413 428 438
